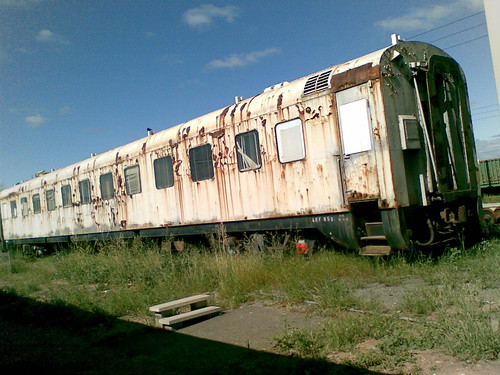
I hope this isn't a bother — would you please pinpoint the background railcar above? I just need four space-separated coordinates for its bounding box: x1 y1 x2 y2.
0 41 482 255
479 158 500 191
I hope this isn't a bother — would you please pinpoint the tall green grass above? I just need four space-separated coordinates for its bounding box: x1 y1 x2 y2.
1 235 499 371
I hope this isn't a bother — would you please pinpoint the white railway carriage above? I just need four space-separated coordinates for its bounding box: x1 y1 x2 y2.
0 41 481 255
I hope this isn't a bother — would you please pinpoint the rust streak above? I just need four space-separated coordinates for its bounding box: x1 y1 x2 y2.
331 63 380 92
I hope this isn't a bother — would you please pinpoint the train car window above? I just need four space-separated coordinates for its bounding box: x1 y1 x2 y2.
46 189 56 211
275 118 306 163
338 99 372 155
125 165 142 195
100 173 115 200
79 179 91 204
61 184 72 207
189 144 214 182
10 200 17 218
1 203 8 219
154 156 174 189
20 197 28 217
236 130 262 172
32 194 41 214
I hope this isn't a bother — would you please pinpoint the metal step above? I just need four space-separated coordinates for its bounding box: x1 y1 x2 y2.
360 235 387 241
365 222 384 237
362 221 391 256
360 245 392 256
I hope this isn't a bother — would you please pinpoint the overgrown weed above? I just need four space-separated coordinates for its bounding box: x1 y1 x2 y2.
1 233 499 368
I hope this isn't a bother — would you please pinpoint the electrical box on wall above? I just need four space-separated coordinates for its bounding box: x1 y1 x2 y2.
399 115 421 150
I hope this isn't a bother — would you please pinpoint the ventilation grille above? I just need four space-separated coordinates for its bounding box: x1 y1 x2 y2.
303 70 332 95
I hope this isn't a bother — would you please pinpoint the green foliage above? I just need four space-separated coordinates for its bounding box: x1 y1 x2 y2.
1 235 499 371
274 324 326 359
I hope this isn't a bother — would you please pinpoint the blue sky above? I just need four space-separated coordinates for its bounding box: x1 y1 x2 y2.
0 0 498 189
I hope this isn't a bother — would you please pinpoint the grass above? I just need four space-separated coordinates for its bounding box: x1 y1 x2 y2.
1 232 499 373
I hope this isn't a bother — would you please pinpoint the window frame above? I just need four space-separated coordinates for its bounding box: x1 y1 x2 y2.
1 203 8 219
338 98 372 155
99 172 115 200
46 189 56 211
61 184 72 207
154 155 175 189
275 118 306 164
10 200 17 218
124 165 142 196
235 130 262 172
32 193 41 214
189 144 214 182
79 179 91 205
20 197 29 217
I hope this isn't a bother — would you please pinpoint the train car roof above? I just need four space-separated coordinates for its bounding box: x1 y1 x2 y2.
1 41 445 199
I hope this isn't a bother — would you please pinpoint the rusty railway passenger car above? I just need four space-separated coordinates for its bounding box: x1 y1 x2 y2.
0 41 482 255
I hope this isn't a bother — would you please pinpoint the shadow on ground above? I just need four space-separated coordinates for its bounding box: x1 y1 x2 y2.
0 291 384 374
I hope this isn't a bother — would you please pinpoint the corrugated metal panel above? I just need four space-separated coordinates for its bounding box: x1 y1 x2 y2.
479 158 500 187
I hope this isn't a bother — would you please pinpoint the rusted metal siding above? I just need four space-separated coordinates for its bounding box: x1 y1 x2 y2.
3 42 479 247
0 48 389 241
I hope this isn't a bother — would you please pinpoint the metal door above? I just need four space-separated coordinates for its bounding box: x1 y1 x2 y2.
336 84 380 201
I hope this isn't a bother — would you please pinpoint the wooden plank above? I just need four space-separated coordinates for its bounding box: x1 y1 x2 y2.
149 294 210 313
360 245 392 256
360 236 387 241
159 306 222 326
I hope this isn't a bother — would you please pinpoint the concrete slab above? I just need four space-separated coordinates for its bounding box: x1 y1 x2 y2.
178 303 321 351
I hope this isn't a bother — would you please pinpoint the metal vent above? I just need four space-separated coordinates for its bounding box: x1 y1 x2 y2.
303 70 332 95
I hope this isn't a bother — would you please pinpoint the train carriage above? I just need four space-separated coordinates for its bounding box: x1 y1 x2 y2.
0 41 482 255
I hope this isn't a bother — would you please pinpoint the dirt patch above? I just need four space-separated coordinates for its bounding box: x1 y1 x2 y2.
353 280 426 311
412 351 499 375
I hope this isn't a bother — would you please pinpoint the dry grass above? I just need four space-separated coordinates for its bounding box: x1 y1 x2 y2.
1 234 499 373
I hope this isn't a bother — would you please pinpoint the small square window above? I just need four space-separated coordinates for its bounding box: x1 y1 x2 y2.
154 156 174 189
189 144 214 182
61 184 72 207
125 165 142 195
32 194 41 214
46 189 56 211
79 179 91 205
100 173 115 200
236 130 262 172
275 118 306 163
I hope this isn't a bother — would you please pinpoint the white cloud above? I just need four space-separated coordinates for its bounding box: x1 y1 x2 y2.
183 4 238 29
25 114 46 127
207 48 281 69
376 0 485 32
475 135 500 160
35 29 69 45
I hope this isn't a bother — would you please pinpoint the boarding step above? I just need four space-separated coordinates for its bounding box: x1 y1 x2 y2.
360 235 387 241
149 294 210 315
159 306 222 330
149 294 221 330
365 222 384 237
360 245 392 256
